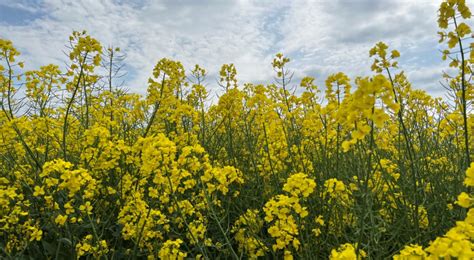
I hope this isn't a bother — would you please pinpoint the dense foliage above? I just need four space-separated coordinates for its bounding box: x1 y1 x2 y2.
0 0 473 259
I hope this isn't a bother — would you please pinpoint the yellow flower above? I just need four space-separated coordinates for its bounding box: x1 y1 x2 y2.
79 201 93 214
33 186 45 197
463 162 474 187
29 227 43 241
284 250 293 260
391 50 400 58
330 243 366 260
55 215 68 226
456 192 471 208
342 141 351 152
393 244 427 259
107 187 117 195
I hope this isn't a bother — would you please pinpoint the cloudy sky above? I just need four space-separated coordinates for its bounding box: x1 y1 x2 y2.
0 0 470 98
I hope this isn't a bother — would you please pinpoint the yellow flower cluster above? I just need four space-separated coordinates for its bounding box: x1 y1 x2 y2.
76 235 109 258
322 178 356 235
394 163 474 259
118 191 169 249
393 244 427 259
263 173 316 258
231 209 268 259
283 172 316 198
264 195 306 252
330 243 366 260
157 239 187 260
201 166 244 195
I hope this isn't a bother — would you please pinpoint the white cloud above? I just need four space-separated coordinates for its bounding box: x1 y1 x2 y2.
0 0 469 98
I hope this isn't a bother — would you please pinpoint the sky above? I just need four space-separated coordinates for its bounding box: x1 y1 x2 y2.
0 0 470 98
